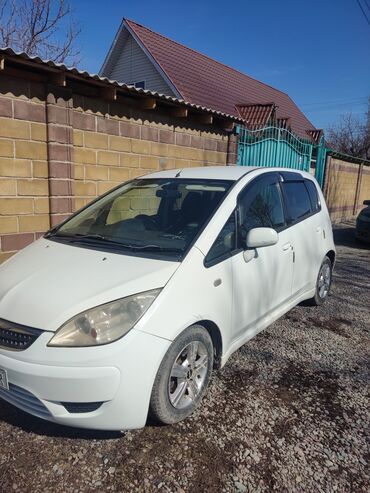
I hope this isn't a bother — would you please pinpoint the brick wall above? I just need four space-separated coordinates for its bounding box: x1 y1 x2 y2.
0 72 235 262
324 157 370 222
0 74 49 263
71 95 230 212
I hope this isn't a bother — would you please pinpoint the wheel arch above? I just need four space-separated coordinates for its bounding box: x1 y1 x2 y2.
196 319 223 369
326 249 336 267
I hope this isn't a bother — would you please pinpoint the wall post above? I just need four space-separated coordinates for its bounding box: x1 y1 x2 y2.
353 163 363 215
45 86 75 227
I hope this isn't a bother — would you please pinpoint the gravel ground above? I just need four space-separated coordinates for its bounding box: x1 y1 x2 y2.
0 222 369 493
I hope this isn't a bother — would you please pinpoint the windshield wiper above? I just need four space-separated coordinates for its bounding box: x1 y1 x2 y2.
49 232 128 247
49 233 182 253
124 244 183 253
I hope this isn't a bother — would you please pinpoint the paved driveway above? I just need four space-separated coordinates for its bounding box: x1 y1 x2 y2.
0 223 369 493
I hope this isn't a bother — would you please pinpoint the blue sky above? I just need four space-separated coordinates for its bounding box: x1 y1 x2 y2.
72 0 370 130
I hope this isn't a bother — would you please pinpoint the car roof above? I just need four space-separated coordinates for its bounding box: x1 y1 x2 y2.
141 166 311 182
141 166 259 181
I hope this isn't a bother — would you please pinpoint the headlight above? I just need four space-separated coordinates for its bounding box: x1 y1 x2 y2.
48 289 161 347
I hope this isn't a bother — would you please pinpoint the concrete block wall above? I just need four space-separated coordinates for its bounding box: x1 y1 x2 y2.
0 74 50 263
71 95 230 212
324 157 370 222
358 167 370 207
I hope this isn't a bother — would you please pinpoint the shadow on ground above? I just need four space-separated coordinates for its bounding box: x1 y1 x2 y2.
333 224 370 250
0 400 122 440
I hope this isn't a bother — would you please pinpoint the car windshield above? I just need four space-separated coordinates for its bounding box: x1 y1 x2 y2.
47 178 232 259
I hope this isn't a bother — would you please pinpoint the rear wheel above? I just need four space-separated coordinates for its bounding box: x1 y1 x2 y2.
308 256 332 306
149 325 213 425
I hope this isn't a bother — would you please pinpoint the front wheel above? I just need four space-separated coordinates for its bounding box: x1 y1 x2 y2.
149 325 213 425
308 256 332 306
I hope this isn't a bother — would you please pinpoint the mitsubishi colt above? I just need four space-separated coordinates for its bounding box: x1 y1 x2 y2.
0 166 335 430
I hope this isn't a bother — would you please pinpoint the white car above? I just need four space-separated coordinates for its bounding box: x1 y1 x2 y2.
0 167 335 430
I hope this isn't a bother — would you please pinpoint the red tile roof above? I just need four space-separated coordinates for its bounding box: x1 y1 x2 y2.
125 19 315 139
306 129 324 143
236 103 276 129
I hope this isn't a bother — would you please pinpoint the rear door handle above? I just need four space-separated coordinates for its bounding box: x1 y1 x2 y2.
283 243 292 251
316 226 321 233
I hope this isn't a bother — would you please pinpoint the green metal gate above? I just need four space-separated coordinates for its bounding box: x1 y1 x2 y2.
236 125 327 187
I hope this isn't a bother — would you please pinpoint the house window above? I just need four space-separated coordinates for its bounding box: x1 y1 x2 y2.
134 81 145 89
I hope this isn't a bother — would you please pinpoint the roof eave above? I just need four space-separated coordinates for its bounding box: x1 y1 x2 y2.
0 47 244 127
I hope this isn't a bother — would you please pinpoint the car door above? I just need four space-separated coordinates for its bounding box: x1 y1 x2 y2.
280 178 320 296
304 179 327 279
231 173 294 341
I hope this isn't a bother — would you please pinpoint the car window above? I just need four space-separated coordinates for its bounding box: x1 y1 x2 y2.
238 175 285 234
282 181 312 224
50 178 232 260
305 180 321 213
205 212 236 265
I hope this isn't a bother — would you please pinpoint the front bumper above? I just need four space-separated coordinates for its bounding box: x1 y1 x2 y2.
0 329 171 430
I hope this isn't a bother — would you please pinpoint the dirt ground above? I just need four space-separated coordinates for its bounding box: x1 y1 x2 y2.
0 222 369 493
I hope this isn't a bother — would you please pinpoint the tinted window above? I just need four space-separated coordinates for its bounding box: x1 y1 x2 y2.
239 176 285 234
305 180 321 213
206 212 236 264
282 181 312 223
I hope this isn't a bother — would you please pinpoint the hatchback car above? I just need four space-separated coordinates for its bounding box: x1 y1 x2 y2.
0 166 335 430
356 200 370 243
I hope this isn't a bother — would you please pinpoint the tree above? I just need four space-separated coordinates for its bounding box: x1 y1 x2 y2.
326 98 370 160
0 0 80 65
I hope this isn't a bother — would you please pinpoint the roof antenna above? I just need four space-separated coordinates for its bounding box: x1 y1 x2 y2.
175 169 182 178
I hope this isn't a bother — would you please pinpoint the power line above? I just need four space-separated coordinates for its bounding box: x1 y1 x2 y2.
356 0 370 26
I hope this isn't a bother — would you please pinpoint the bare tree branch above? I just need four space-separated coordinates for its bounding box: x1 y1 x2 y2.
326 98 370 160
0 0 80 65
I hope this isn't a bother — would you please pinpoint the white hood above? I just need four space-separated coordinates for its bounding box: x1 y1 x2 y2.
0 239 179 331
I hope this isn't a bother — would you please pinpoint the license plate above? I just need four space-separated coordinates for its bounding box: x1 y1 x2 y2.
0 368 9 390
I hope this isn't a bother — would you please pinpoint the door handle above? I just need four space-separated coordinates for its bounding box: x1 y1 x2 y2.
316 226 321 233
282 243 292 251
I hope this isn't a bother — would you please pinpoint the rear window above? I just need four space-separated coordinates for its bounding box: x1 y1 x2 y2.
305 180 321 213
282 181 312 224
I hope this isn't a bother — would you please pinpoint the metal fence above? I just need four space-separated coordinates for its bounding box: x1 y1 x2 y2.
236 125 327 187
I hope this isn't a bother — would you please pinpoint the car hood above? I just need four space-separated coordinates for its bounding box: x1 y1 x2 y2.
0 238 179 331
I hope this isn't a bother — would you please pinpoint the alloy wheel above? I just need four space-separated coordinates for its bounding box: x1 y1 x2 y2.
318 262 331 299
168 341 209 410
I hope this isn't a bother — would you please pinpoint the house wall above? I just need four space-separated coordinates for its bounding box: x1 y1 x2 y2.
0 73 234 263
324 157 370 222
108 35 176 96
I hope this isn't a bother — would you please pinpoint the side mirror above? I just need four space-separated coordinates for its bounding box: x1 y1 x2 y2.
246 227 278 249
363 200 370 206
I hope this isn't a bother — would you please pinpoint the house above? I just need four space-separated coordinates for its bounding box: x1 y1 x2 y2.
100 18 317 139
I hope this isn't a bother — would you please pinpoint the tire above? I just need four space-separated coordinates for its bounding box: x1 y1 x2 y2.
149 324 213 425
308 256 332 306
